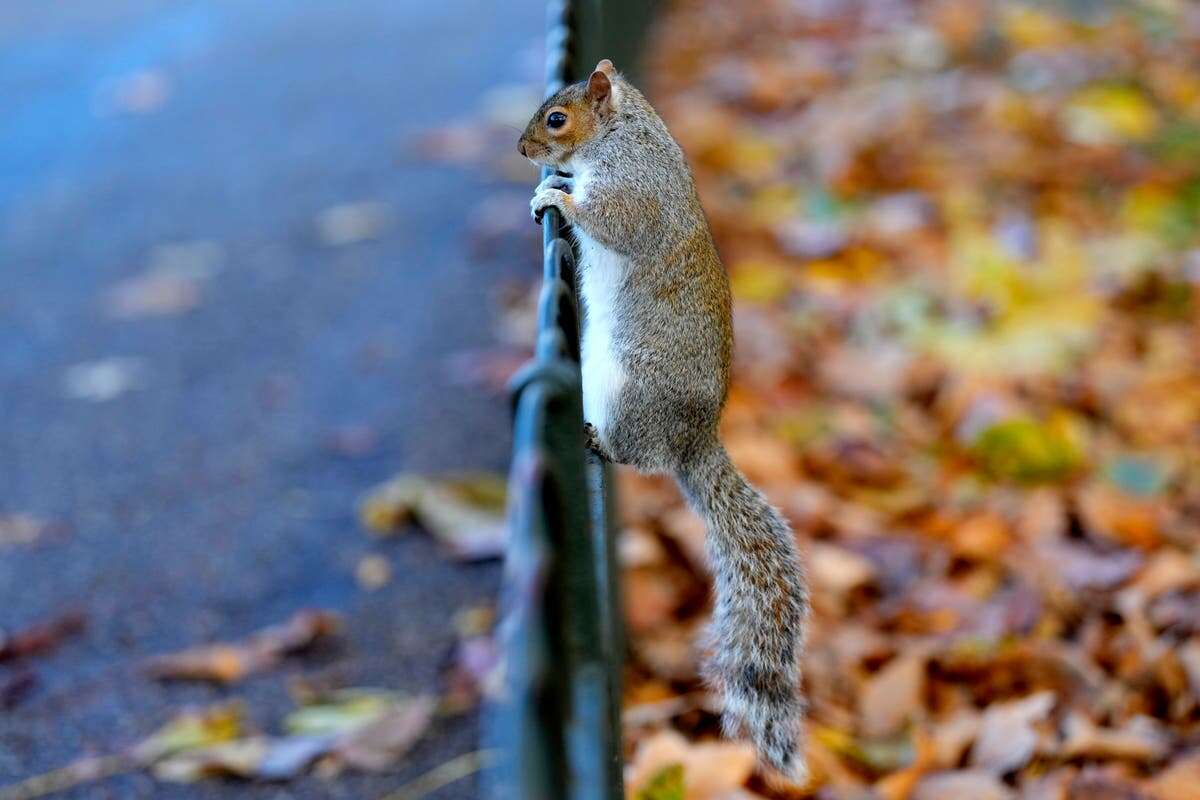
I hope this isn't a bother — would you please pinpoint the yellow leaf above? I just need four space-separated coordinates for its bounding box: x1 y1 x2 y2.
1064 85 1159 145
730 259 791 303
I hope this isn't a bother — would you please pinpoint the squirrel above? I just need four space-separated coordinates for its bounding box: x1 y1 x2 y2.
518 60 809 778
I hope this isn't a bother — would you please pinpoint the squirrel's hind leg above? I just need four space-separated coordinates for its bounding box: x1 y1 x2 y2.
583 422 617 462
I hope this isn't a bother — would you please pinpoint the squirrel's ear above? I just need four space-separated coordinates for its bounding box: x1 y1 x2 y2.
594 59 615 76
586 69 612 105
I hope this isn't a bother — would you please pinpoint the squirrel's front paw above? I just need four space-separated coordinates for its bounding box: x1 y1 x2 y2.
536 174 572 194
531 187 572 225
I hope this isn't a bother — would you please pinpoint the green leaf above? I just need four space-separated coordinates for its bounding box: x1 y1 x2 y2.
284 689 406 736
132 704 245 763
636 763 685 800
970 415 1085 483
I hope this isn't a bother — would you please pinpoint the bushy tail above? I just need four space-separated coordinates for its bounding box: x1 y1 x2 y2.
675 439 809 778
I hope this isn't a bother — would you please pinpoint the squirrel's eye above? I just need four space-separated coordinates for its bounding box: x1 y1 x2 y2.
547 111 568 129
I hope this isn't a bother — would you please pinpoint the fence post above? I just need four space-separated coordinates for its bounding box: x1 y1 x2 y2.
489 2 624 798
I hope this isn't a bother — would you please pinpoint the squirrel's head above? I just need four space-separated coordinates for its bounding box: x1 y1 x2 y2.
518 59 618 168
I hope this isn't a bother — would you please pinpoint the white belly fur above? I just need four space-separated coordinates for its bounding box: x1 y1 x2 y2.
574 226 627 437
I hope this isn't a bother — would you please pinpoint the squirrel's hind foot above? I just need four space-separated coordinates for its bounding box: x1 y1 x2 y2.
583 422 615 462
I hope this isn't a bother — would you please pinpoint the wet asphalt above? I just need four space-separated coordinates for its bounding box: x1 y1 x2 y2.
0 1 544 797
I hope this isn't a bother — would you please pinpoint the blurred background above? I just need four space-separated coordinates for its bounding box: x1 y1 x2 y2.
0 1 548 798
4 0 1200 799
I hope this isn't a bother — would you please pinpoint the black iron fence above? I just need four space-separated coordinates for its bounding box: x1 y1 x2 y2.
488 2 629 798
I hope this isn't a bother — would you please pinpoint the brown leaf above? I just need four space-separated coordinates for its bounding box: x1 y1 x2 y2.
1059 713 1170 764
860 653 927 738
658 506 709 573
913 769 1015 800
1034 540 1142 593
623 568 687 635
1078 483 1163 549
1016 490 1068 541
876 728 937 800
635 624 699 682
811 542 877 597
1148 754 1200 800
969 691 1055 774
359 472 507 561
0 514 52 548
928 710 981 769
1067 766 1155 800
0 612 86 662
145 610 340 684
1130 550 1200 599
332 695 436 771
1020 767 1076 800
624 730 756 800
952 512 1013 560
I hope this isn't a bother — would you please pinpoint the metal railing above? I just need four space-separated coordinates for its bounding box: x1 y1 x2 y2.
488 2 625 798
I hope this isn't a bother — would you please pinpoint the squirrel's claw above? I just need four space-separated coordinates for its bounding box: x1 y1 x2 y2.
530 187 571 225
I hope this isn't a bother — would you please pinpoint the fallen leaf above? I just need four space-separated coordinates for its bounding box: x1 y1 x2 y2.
1130 550 1200 599
62 358 146 401
355 555 392 591
155 692 434 782
813 726 914 775
876 729 937 800
132 704 246 763
105 268 204 318
0 514 50 548
154 736 332 783
623 568 687 635
315 202 390 246
1106 456 1170 498
928 710 981 769
284 689 408 736
145 610 340 684
1034 540 1142 592
624 730 755 800
860 653 927 737
95 69 171 115
0 670 37 710
376 750 497 800
1060 713 1170 764
636 763 685 800
332 695 436 771
1068 765 1156 800
969 691 1055 774
811 542 877 598
970 416 1084 484
0 612 86 662
1063 85 1158 146
913 769 1015 800
1149 754 1200 800
359 472 507 561
1078 483 1163 549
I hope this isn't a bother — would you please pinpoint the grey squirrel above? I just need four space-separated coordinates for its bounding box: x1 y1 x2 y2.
518 60 809 777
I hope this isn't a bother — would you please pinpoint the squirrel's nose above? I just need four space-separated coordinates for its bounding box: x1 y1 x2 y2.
518 141 527 157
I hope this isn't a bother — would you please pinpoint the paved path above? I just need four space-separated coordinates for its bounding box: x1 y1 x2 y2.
0 1 542 796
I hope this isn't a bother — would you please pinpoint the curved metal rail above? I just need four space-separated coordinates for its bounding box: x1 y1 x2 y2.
489 2 624 798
